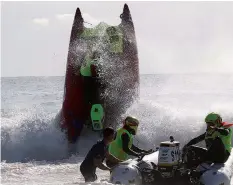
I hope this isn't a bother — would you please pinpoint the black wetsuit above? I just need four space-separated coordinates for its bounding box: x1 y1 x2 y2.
80 140 108 182
82 77 99 105
186 128 230 168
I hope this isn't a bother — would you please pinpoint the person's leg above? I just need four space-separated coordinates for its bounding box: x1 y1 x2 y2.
89 77 100 104
80 165 97 182
189 145 207 155
84 173 97 182
82 76 92 105
83 76 100 106
186 145 207 168
82 76 93 126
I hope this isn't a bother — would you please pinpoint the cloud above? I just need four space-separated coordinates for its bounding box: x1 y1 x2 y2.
56 14 73 22
32 18 49 26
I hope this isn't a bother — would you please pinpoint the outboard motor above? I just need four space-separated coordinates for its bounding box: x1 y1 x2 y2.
157 136 180 178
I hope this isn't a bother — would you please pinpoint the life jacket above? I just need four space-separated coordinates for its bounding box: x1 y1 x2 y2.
80 22 124 54
108 127 133 161
205 122 233 153
106 26 124 54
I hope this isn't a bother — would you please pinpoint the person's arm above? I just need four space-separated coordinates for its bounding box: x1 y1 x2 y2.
186 133 206 146
91 144 111 171
106 151 123 163
122 133 140 157
214 127 230 136
131 144 147 153
93 157 111 171
91 64 98 77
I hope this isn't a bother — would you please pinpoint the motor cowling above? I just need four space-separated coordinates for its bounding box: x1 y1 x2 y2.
157 139 180 178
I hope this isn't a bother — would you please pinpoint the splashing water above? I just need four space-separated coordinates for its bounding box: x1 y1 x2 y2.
1 74 233 184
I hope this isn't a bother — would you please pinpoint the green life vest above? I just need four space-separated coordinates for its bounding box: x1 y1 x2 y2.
80 22 123 54
106 26 123 53
108 127 133 161
205 127 232 153
80 56 95 77
80 22 109 38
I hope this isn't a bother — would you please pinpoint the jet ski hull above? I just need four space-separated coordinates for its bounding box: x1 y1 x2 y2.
110 145 231 185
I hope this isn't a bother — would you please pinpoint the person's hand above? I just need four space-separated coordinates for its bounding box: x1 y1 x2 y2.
210 126 221 133
140 149 154 155
109 165 117 174
137 152 145 158
181 145 189 160
145 149 154 154
210 126 217 130
182 145 188 153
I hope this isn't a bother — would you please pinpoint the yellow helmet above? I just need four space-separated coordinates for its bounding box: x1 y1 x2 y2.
124 116 139 135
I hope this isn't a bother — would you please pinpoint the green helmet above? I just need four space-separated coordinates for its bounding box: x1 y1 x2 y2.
125 116 139 125
205 112 222 126
124 116 139 135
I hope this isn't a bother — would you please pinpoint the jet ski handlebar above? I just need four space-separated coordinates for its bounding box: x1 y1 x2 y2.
136 149 155 162
137 154 145 162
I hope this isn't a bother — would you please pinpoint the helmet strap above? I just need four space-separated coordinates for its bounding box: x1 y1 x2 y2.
123 125 134 133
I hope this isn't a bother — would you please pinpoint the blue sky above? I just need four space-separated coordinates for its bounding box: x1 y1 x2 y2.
1 1 233 77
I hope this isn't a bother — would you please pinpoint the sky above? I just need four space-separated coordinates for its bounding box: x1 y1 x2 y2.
1 1 233 77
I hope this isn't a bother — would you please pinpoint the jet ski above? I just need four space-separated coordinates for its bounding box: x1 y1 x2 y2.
57 4 139 144
110 136 231 185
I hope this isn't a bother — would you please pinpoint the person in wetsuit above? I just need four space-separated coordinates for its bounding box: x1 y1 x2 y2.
183 112 232 168
80 51 100 106
80 127 122 182
106 116 153 168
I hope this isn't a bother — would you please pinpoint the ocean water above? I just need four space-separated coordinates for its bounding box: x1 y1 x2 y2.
1 74 233 184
